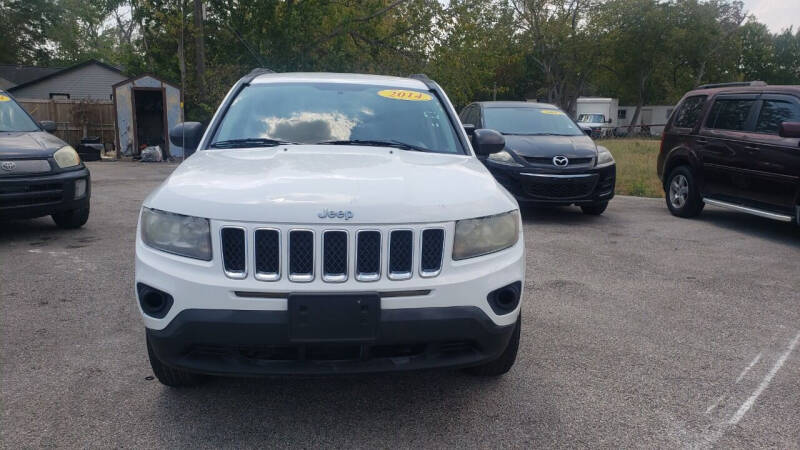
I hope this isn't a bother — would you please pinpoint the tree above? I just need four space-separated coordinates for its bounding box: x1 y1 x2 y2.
594 0 672 131
511 0 601 114
0 0 57 64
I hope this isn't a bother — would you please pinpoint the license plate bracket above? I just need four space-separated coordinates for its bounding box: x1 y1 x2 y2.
288 294 380 342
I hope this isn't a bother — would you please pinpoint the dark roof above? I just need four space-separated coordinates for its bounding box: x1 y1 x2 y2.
6 59 124 92
0 64 64 87
478 101 560 109
686 84 800 97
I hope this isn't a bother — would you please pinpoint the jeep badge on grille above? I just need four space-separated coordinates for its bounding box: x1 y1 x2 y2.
317 209 354 220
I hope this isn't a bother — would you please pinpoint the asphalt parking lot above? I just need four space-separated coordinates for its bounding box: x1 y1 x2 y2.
1 161 798 448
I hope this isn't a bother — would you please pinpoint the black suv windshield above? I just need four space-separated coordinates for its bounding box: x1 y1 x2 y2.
211 83 463 154
484 107 584 136
0 94 39 132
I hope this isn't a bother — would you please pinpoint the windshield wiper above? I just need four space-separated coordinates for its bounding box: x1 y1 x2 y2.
210 138 296 148
504 132 571 136
317 139 433 153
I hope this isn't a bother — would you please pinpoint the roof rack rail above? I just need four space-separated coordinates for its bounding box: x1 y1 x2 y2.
696 81 767 89
241 67 275 84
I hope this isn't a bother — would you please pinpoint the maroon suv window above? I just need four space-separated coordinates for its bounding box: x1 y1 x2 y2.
673 95 706 129
754 100 800 135
705 99 755 131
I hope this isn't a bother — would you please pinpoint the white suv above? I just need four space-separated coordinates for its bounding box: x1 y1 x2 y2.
135 71 525 386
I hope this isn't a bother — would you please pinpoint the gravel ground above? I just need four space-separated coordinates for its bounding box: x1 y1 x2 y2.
1 161 798 448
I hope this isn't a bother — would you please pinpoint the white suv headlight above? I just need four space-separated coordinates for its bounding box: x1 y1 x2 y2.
54 145 81 168
140 207 212 261
453 210 520 260
596 146 614 166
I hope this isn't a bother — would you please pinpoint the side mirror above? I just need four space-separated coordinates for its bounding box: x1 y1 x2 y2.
606 119 612 124
580 125 593 136
779 122 800 139
40 120 57 133
472 128 505 156
462 124 475 136
169 122 204 156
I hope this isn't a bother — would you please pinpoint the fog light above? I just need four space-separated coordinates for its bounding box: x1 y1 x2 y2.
487 281 522 315
74 179 87 199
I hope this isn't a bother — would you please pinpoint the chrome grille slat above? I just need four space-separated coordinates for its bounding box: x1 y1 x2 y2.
356 230 381 281
420 229 444 277
388 230 413 280
288 230 314 282
220 227 247 279
254 229 280 281
322 230 348 282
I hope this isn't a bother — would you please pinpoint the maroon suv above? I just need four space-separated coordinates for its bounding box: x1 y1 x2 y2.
657 81 800 225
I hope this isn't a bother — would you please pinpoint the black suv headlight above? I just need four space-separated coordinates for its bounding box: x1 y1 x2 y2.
596 146 614 166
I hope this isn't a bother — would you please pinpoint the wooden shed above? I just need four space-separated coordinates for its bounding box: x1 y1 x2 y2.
113 75 183 158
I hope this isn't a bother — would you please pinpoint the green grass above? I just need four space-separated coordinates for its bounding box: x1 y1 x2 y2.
600 139 664 198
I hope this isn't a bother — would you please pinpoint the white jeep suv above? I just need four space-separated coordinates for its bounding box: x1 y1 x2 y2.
135 70 525 386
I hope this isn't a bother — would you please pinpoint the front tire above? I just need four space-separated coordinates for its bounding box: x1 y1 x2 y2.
52 207 89 229
146 334 202 387
580 201 608 215
464 316 520 376
665 166 704 218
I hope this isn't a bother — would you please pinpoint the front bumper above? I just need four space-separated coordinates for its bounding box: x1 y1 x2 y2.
147 306 517 375
0 166 90 220
136 219 525 375
486 161 615 206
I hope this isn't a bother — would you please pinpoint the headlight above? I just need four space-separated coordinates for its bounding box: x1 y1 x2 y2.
453 210 520 260
596 146 614 166
140 208 212 260
54 145 81 168
486 150 523 167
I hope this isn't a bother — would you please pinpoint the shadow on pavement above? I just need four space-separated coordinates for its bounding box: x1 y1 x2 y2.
0 217 75 244
697 207 799 248
145 370 550 446
519 205 610 226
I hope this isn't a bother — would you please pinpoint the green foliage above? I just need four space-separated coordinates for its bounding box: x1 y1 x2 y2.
3 0 799 123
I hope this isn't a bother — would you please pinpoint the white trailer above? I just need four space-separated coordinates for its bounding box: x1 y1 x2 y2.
617 105 675 136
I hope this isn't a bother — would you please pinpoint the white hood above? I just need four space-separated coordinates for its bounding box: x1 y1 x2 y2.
144 146 518 224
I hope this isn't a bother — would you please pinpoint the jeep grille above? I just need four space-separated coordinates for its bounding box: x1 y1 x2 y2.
220 225 446 283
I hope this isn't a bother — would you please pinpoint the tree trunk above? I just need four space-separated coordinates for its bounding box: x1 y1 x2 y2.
628 72 648 134
194 0 206 95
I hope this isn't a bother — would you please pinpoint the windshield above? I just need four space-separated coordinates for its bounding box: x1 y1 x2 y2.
484 107 584 136
577 114 605 123
0 94 39 132
211 83 463 154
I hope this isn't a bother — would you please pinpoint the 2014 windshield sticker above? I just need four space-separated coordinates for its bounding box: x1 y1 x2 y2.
540 110 564 115
0 95 10 102
378 89 432 101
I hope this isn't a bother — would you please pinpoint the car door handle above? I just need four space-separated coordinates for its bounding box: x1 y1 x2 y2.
696 138 708 144
745 145 759 151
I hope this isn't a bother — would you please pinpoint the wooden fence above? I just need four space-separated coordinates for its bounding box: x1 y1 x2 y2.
17 99 115 148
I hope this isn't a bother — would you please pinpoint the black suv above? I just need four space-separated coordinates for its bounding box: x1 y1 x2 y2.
658 82 800 225
0 90 91 228
460 101 616 215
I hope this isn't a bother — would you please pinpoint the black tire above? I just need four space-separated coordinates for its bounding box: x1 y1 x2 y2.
665 166 704 218
51 207 90 229
580 201 608 215
464 316 520 376
146 334 202 387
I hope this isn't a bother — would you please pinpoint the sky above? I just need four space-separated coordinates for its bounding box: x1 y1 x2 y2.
742 0 800 33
